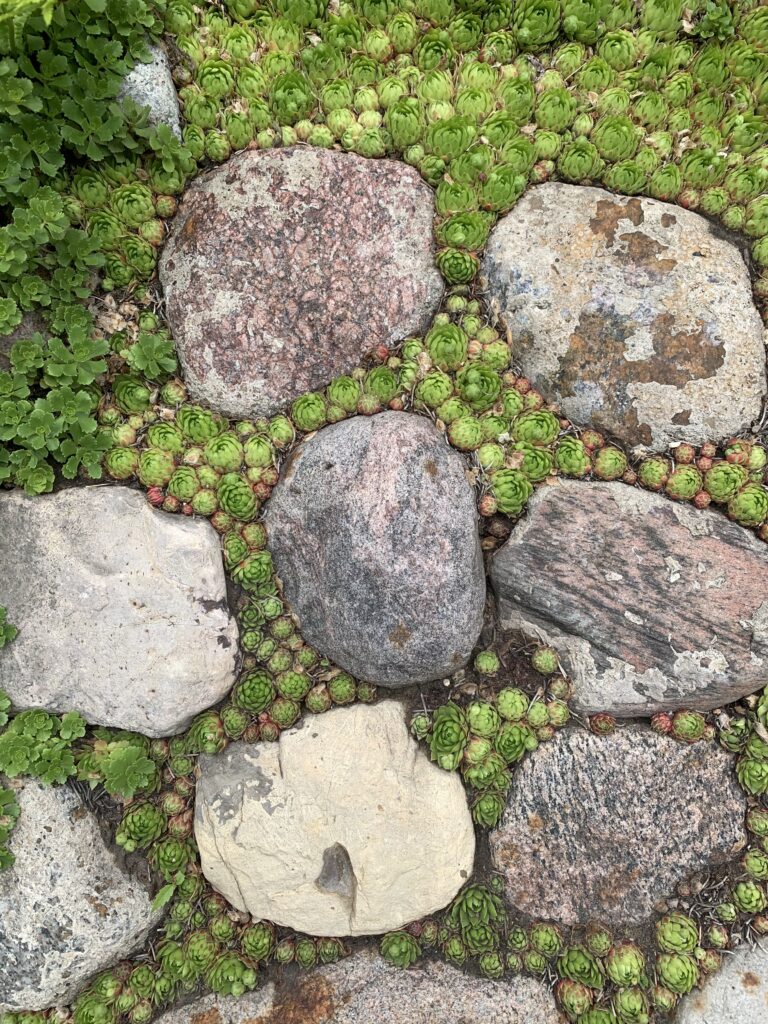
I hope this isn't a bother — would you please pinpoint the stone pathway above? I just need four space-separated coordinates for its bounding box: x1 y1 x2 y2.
2 7 768 1023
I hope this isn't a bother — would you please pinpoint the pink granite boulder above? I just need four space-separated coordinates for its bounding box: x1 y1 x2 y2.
159 147 443 418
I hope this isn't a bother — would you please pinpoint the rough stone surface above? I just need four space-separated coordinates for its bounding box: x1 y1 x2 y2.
0 778 162 1011
677 941 768 1024
482 183 766 450
159 147 443 418
491 481 768 717
265 412 485 686
150 950 561 1024
0 486 238 735
195 702 475 936
119 44 181 138
489 726 745 928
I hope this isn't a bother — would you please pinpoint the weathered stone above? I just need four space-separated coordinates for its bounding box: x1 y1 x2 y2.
490 481 768 717
489 726 745 928
159 147 443 418
0 486 238 735
265 412 485 686
677 941 768 1024
482 183 766 451
0 779 162 1011
119 44 181 138
150 950 561 1024
195 702 475 936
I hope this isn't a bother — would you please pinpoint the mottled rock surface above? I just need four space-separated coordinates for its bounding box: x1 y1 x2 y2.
159 147 442 417
491 481 768 717
0 779 162 1011
150 949 561 1024
119 44 181 138
677 941 768 1024
195 703 475 936
490 727 745 928
265 412 485 685
0 487 238 735
482 184 766 450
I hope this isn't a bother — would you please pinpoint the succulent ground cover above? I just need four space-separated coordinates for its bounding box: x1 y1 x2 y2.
1 1 768 1023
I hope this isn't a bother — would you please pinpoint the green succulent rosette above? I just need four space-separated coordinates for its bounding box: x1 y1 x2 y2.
655 952 699 995
612 987 649 1024
167 467 199 502
514 441 555 482
204 432 244 472
448 416 485 451
471 790 506 828
455 365 502 411
511 410 560 446
605 942 645 986
555 978 594 1018
664 465 703 501
380 931 420 968
728 483 768 527
495 721 537 763
530 922 563 958
426 323 468 371
705 461 749 502
466 701 501 739
138 448 175 488
429 702 469 771
218 473 258 521
555 436 591 477
558 946 605 989
436 248 480 284
104 448 139 481
115 802 166 852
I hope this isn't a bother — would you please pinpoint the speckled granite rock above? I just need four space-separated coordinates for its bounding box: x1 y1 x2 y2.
195 703 475 936
0 779 162 1011
482 184 766 451
119 44 181 138
159 147 443 418
677 941 768 1023
490 481 768 717
265 412 485 685
0 487 238 735
150 949 561 1024
489 727 745 928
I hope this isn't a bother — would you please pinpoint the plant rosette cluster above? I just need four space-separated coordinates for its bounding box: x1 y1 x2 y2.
413 654 571 829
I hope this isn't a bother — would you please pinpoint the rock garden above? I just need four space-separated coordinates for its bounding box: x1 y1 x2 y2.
2 1 768 1023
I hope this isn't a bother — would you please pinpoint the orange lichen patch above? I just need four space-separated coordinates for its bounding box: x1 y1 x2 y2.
424 458 438 478
614 231 677 273
589 197 644 246
742 970 761 988
190 1010 222 1024
388 623 412 647
246 976 342 1024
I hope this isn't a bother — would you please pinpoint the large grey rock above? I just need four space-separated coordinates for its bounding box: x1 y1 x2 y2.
159 147 443 418
482 183 766 451
0 486 238 736
194 702 475 936
0 779 162 1011
677 941 768 1024
265 412 485 686
150 949 561 1024
119 44 181 138
489 726 745 928
490 481 768 717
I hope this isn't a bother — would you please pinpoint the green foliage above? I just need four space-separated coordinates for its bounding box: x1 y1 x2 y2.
0 607 18 649
0 697 85 785
0 305 111 492
78 731 159 798
124 330 178 380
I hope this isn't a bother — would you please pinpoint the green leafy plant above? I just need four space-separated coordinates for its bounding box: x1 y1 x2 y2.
0 607 18 649
0 698 85 784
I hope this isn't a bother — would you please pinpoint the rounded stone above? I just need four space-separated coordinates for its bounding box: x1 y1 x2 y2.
489 726 746 928
0 779 163 1011
194 702 476 936
264 411 485 686
482 183 766 451
118 44 181 139
490 480 768 718
159 147 443 418
677 942 768 1024
0 486 238 735
150 950 561 1024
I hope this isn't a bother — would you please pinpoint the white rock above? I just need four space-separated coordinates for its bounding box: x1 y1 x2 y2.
677 941 768 1024
0 486 238 736
0 779 163 1011
119 44 181 138
194 702 475 936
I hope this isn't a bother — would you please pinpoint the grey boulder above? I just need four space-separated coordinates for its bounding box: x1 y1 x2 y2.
490 481 768 717
0 778 163 1011
489 726 745 928
0 486 238 736
265 412 485 686
482 183 766 451
677 940 768 1024
119 44 181 138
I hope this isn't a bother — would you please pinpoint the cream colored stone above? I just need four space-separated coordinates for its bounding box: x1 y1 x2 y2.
194 702 475 936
